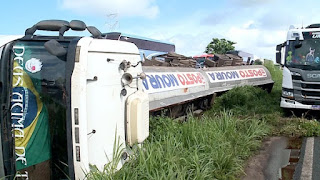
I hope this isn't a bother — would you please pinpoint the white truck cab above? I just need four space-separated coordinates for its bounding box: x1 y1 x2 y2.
276 24 320 111
0 20 149 180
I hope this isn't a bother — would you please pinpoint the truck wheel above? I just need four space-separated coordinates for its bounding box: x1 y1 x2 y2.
282 108 293 117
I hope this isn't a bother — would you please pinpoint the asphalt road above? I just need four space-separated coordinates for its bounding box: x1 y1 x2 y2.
294 137 320 180
264 137 290 180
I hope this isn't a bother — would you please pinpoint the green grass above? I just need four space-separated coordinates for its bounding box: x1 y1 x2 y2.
210 85 281 116
209 60 282 117
111 113 268 180
88 61 320 179
264 59 282 92
88 113 269 179
274 117 320 137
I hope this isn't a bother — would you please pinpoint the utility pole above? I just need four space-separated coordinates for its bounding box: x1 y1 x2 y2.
105 13 119 32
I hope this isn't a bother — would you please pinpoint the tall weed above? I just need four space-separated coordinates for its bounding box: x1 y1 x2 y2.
211 86 280 116
112 112 268 179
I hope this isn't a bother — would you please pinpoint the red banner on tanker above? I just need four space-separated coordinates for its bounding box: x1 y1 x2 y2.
143 72 206 93
206 68 267 83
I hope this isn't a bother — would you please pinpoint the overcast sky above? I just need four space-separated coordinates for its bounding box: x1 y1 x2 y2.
2 0 320 60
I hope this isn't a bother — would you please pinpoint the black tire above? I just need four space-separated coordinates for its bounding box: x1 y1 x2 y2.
283 108 306 118
282 108 293 117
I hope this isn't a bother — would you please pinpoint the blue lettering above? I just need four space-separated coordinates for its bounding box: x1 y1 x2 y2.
162 75 172 87
155 75 164 88
208 73 215 81
221 72 227 80
216 72 223 80
168 74 179 86
148 75 159 89
226 72 232 79
142 79 149 90
231 71 239 79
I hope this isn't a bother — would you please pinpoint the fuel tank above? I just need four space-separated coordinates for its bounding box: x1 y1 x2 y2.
142 65 274 111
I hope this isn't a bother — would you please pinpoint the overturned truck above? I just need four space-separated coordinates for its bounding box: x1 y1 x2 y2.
0 22 274 180
106 33 274 117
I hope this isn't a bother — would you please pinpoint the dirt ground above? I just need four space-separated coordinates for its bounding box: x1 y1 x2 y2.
241 137 287 180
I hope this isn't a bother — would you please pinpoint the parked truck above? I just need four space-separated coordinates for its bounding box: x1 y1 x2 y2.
276 24 320 111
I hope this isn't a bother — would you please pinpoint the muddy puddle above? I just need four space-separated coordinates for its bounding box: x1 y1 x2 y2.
281 137 303 180
242 136 303 180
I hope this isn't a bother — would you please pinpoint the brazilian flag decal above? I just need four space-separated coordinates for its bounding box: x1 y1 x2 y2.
11 46 51 170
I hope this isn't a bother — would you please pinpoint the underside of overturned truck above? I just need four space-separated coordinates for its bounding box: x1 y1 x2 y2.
104 32 274 118
140 52 274 118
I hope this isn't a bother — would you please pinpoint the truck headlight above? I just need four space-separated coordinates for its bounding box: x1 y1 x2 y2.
290 72 301 76
282 88 294 99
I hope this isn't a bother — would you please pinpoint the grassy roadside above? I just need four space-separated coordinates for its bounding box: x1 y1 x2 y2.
210 61 320 137
109 113 269 179
88 61 320 179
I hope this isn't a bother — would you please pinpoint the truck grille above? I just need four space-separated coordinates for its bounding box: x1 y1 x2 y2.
301 91 320 99
292 74 303 81
301 83 320 89
293 80 320 105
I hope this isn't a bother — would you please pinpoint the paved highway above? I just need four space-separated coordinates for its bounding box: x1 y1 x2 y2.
294 137 320 180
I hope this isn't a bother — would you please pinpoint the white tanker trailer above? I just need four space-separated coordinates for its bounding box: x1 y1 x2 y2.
143 65 273 116
0 20 273 180
106 33 274 117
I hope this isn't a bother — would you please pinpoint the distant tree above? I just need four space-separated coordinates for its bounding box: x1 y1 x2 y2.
205 38 236 54
254 59 263 65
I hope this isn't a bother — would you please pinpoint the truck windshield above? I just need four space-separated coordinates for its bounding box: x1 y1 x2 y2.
286 38 320 70
10 40 69 179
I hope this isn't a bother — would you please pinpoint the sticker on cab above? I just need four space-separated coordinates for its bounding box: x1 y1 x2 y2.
25 58 43 73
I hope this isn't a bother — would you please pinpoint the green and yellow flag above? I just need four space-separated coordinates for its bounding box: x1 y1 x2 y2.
11 45 51 170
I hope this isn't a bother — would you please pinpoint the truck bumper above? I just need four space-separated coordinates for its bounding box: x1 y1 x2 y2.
281 97 320 110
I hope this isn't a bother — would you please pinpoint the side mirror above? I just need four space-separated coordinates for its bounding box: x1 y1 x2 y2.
276 52 281 64
44 39 67 57
276 44 282 64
